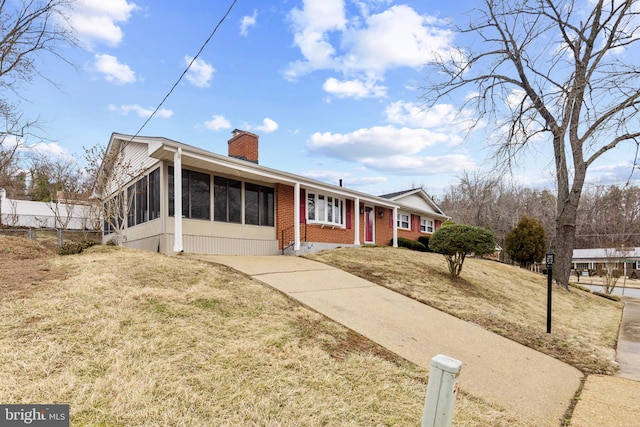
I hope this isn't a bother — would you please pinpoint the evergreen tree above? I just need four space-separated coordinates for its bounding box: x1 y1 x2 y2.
504 216 547 268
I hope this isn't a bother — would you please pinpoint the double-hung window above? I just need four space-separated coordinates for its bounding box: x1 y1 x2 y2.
307 192 344 226
397 212 410 230
420 218 434 233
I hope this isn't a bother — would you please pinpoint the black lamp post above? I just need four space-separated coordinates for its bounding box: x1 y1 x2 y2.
545 247 555 334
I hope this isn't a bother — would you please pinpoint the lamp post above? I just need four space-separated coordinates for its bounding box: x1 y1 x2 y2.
545 247 555 334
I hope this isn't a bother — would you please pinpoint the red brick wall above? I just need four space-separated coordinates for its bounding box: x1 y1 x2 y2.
374 207 394 245
276 184 295 250
228 131 259 163
306 223 355 244
371 208 434 245
275 187 437 249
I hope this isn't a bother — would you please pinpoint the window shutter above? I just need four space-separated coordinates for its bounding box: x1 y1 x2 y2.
300 188 306 223
411 214 416 231
346 200 352 229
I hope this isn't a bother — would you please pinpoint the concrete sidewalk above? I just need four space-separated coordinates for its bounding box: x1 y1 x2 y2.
571 297 640 427
196 255 582 426
616 298 640 381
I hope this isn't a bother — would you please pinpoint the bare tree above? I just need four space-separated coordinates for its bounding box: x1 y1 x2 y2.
576 183 640 248
87 143 142 246
0 0 75 92
425 0 640 288
597 247 626 294
0 0 76 199
440 172 557 262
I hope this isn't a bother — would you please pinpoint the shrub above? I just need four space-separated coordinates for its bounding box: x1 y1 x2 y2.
417 236 432 252
568 282 591 293
429 224 496 278
58 240 96 256
592 292 621 302
395 237 426 252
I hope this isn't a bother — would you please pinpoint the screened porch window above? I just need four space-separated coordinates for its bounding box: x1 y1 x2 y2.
245 183 274 226
123 167 160 229
213 176 241 223
168 166 211 220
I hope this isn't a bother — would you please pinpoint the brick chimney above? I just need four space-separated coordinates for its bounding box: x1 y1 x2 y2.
228 129 259 163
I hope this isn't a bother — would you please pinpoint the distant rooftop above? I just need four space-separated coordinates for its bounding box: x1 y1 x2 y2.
379 188 422 199
573 247 640 259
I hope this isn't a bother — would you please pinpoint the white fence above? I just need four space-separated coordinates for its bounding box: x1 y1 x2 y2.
0 194 95 230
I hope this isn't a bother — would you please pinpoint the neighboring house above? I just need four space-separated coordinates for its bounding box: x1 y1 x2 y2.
572 247 640 277
94 130 449 256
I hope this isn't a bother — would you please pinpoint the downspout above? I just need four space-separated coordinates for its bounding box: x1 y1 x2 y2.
354 197 360 245
174 147 184 252
294 182 300 251
392 206 398 247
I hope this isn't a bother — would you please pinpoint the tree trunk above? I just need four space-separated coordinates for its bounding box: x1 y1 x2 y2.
554 160 587 289
554 211 577 290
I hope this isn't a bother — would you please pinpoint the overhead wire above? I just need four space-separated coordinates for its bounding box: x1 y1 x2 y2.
121 0 239 152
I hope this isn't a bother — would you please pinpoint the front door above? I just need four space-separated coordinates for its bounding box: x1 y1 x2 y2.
364 206 374 244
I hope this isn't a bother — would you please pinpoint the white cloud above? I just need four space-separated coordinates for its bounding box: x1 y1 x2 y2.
363 154 475 175
204 115 232 131
184 56 215 88
308 125 450 160
385 101 455 128
108 104 173 118
285 0 346 80
17 141 75 162
342 6 454 72
307 125 474 175
285 2 457 99
323 77 387 99
67 0 139 48
304 170 388 187
240 10 257 36
94 54 136 84
255 118 279 133
385 100 479 141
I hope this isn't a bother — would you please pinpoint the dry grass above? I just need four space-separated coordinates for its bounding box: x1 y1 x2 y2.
0 242 524 426
307 247 622 375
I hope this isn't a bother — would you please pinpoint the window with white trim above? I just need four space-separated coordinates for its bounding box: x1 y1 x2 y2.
397 212 410 230
307 192 344 226
421 218 434 233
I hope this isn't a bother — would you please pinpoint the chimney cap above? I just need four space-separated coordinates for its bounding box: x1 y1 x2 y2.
231 128 258 138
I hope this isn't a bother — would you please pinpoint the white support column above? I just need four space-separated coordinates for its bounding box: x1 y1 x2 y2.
294 182 301 251
354 197 360 245
173 147 183 253
392 206 398 247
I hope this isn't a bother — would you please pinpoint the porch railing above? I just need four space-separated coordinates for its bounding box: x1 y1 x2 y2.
281 222 307 255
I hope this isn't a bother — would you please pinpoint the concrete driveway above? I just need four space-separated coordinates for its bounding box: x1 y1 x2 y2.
194 255 583 426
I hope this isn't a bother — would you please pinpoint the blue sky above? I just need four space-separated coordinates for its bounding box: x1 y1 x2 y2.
8 0 640 197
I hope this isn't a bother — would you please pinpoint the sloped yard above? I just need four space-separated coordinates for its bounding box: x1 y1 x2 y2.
0 238 523 426
307 247 622 375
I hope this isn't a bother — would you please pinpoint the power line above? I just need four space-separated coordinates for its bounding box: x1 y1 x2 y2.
125 0 239 147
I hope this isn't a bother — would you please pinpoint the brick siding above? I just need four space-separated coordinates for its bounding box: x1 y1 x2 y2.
275 185 438 249
228 131 259 163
